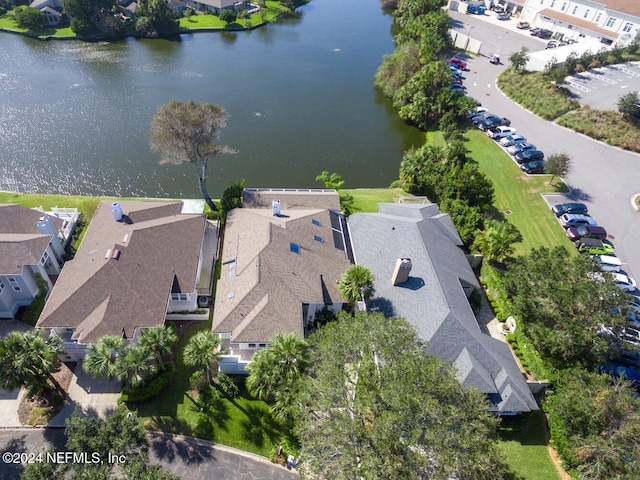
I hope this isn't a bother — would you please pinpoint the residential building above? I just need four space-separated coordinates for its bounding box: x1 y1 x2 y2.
521 0 640 44
37 200 216 361
183 0 243 14
212 189 352 374
0 204 78 319
29 0 63 26
348 202 538 414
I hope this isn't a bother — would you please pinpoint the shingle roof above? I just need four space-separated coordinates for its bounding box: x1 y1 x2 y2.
538 8 620 38
37 200 206 343
349 203 538 414
0 204 63 234
604 1 640 18
212 190 351 343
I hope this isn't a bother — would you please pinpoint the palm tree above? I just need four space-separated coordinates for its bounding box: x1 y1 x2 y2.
138 325 176 372
118 345 156 388
0 330 64 396
83 335 124 380
338 264 376 303
246 333 309 403
183 331 225 384
473 219 521 262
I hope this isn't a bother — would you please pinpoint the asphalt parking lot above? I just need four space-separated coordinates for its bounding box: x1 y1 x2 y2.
449 8 640 290
564 61 640 110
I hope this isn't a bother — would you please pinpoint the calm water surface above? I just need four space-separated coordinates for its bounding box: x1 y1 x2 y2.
0 0 422 198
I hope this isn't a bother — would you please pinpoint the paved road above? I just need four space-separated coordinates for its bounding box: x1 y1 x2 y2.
450 10 640 287
0 429 299 480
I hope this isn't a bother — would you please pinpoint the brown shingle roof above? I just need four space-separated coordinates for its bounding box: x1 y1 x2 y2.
0 204 63 234
0 235 51 275
212 191 351 343
37 200 206 343
604 1 640 18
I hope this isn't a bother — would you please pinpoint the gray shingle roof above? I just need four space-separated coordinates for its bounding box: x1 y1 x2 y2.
349 203 538 414
37 201 206 343
212 190 351 343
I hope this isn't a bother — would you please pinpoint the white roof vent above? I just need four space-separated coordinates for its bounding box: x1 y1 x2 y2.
112 202 123 222
272 200 281 216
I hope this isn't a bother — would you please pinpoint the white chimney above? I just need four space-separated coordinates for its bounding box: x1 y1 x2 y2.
112 202 123 221
272 200 281 216
392 258 412 286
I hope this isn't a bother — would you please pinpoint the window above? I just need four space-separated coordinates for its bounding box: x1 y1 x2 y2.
314 235 324 243
561 2 566 11
606 17 617 28
584 9 589 18
248 343 256 348
623 22 633 33
311 219 321 226
290 243 301 254
571 6 577 14
40 251 49 265
551 0 555 7
171 293 188 301
0 280 4 294
596 13 602 22
7 277 21 291
259 343 266 348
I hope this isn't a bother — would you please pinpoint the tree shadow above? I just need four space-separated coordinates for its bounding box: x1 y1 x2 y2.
197 388 231 433
148 432 214 465
239 404 282 448
564 187 592 202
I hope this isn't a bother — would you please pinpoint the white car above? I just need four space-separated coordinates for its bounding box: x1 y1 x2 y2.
613 273 637 292
592 254 622 272
507 142 537 156
499 134 526 146
488 126 517 139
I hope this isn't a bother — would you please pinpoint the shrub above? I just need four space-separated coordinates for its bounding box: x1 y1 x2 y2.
189 370 208 393
120 362 175 403
215 372 240 398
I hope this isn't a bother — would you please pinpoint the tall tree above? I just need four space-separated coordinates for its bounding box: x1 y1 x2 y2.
503 246 628 369
21 407 179 479
509 47 530 72
149 100 232 211
138 325 177 372
545 152 573 186
246 332 309 421
183 331 225 384
0 329 64 396
295 311 505 479
338 264 375 303
118 344 156 388
83 335 124 381
137 0 179 37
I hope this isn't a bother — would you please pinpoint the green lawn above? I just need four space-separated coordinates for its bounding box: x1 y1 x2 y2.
465 129 570 256
499 411 562 480
345 187 409 213
131 321 289 457
180 2 290 30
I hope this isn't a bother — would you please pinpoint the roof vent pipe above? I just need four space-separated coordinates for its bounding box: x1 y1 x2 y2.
112 202 123 222
272 200 281 216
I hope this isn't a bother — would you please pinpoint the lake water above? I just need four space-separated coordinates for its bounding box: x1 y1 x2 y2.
0 0 423 198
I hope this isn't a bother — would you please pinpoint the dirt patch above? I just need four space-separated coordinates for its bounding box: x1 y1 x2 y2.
18 362 76 425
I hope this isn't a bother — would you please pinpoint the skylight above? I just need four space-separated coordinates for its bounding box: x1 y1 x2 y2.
290 243 301 254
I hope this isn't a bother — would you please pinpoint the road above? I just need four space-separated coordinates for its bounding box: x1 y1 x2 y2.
450 10 640 286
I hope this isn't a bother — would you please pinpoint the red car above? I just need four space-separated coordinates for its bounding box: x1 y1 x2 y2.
449 57 467 70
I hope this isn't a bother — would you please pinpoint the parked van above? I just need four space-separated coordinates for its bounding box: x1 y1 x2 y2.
559 213 597 229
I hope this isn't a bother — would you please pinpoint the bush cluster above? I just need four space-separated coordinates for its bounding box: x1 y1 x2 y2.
120 362 175 403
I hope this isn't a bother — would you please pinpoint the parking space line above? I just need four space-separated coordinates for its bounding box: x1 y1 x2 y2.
565 79 590 92
584 71 617 85
610 65 640 77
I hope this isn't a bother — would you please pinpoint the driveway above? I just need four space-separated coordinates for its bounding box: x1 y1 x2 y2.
0 429 299 480
450 10 640 287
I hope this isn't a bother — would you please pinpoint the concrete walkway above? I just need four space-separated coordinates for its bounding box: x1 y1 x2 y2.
48 369 121 427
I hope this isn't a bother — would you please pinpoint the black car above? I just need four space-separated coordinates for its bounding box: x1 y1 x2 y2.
471 112 497 124
535 29 553 39
478 117 511 130
515 149 544 163
551 202 589 217
521 160 545 174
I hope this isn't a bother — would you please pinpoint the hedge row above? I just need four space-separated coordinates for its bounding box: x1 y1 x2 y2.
120 362 175 403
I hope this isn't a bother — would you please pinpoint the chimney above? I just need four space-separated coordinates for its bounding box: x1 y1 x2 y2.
391 258 412 286
112 202 123 222
272 200 281 216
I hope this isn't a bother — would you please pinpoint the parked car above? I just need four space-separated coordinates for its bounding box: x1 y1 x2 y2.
566 225 607 241
613 273 637 292
516 21 530 29
551 202 588 217
508 142 537 155
449 57 467 69
576 238 613 255
629 300 640 315
488 126 517 139
499 134 526 146
478 117 511 130
520 160 545 174
449 84 467 92
535 29 553 39
472 113 498 125
468 107 488 119
449 65 463 76
600 363 640 385
592 254 622 272
497 12 510 20
515 149 544 163
561 213 597 228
